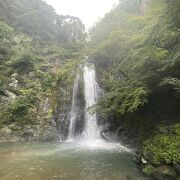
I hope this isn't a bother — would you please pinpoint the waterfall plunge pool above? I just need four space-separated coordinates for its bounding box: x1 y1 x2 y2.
0 142 150 180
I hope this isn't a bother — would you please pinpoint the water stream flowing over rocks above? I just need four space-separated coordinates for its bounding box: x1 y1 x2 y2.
66 63 130 151
82 64 101 141
68 74 81 140
67 63 102 143
68 63 102 143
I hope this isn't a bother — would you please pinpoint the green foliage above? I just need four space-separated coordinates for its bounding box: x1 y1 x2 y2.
143 127 180 164
160 77 180 92
0 21 13 40
0 20 13 62
97 80 148 117
0 5 84 132
0 0 85 43
89 2 180 172
58 60 80 83
0 94 37 126
8 96 34 116
174 124 180 136
143 165 155 176
89 0 180 123
35 70 56 92
165 0 180 30
9 53 35 73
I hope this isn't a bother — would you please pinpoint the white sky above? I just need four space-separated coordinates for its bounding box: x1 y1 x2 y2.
44 0 119 29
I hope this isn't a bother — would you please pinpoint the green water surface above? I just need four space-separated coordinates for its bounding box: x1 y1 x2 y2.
0 142 149 180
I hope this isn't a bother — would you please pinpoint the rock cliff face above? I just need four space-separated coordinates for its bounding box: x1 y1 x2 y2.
0 0 86 142
54 70 85 141
0 74 60 142
0 58 83 142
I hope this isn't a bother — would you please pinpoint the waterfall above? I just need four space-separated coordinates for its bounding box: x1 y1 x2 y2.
66 63 130 151
68 74 80 140
67 63 103 144
82 63 102 141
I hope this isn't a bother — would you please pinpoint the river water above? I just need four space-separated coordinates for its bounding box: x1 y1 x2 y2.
0 142 149 180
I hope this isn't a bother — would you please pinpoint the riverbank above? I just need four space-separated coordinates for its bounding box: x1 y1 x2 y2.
115 123 180 180
0 120 60 142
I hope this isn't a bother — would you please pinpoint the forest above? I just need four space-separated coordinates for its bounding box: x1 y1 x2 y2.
0 0 180 179
88 0 180 178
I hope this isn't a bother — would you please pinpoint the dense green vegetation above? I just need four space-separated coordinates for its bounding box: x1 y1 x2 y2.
88 0 180 178
90 0 180 120
0 0 85 43
0 0 84 140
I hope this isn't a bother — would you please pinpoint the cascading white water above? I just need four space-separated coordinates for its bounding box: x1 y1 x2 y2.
68 74 80 140
66 63 130 151
82 63 102 142
67 63 102 143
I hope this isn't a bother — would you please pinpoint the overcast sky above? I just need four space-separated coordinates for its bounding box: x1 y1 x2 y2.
44 0 119 29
